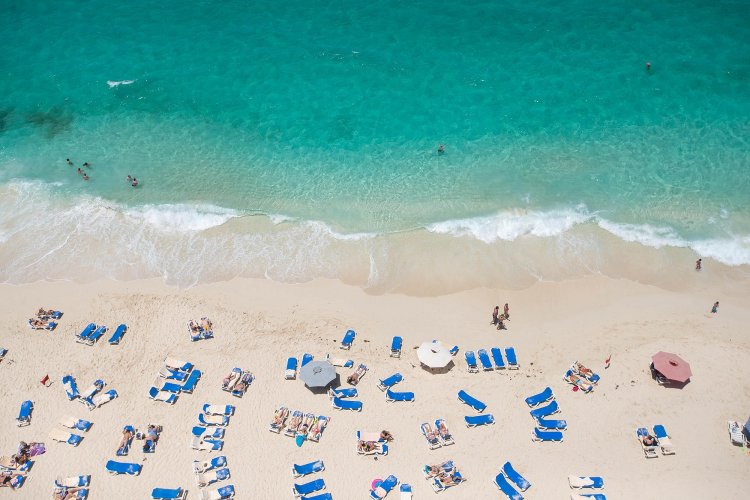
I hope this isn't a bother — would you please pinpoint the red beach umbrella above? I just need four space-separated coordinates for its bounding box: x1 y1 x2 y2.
651 351 692 383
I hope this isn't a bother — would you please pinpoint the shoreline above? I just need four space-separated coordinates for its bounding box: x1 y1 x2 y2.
1 275 748 498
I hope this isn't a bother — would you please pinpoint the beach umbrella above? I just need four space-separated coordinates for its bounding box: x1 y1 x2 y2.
299 360 337 388
651 351 692 383
417 341 453 369
744 416 750 436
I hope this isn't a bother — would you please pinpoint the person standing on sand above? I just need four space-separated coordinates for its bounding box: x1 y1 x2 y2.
711 301 719 314
503 303 509 319
491 306 499 325
695 258 702 271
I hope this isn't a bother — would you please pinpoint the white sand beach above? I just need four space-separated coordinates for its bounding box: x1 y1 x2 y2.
1 275 748 499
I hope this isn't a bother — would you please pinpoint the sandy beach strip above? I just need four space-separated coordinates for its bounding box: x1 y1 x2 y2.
0 275 748 499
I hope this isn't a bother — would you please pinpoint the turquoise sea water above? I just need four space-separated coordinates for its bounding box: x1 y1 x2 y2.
1 0 749 291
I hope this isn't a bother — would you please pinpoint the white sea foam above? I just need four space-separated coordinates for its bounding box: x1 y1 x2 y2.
123 204 240 232
303 220 379 241
106 80 136 88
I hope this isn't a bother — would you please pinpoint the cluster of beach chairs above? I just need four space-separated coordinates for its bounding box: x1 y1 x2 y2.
28 308 62 331
192 455 234 499
458 390 496 427
62 375 118 412
492 461 531 499
420 419 454 449
465 347 518 373
74 322 128 346
569 475 606 499
291 459 331 499
285 354 354 381
269 406 330 444
220 368 253 398
52 474 91 499
563 361 600 393
191 404 235 452
377 372 415 402
525 387 566 442
147 358 201 405
423 460 466 493
636 425 676 458
188 317 214 342
356 430 391 456
49 415 92 447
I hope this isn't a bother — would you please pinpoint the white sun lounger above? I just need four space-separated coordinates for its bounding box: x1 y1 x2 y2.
59 416 92 432
728 421 748 446
49 428 83 446
568 476 604 489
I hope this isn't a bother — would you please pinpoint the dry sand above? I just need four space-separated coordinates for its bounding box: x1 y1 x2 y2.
0 275 748 499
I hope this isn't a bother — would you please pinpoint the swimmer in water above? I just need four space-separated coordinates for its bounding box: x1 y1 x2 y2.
437 144 445 154
83 162 90 167
646 62 651 71
77 168 82 175
82 173 89 181
126 175 132 182
66 158 73 165
131 178 138 187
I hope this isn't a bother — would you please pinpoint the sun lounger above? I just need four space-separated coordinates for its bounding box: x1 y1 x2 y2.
55 476 91 488
231 371 252 397
400 484 412 500
478 349 493 371
0 347 6 362
148 386 177 404
301 353 314 367
525 387 553 407
636 427 659 458
190 435 224 451
29 318 57 330
196 467 230 487
269 406 289 433
502 462 531 491
450 345 459 356
80 379 105 400
193 456 227 474
16 400 33 427
430 470 465 493
571 361 600 384
181 369 202 393
308 415 329 442
457 389 486 412
199 484 235 500
465 351 479 373
529 400 559 419
76 323 96 342
465 414 495 427
52 486 87 499
293 478 326 497
203 404 235 416
653 425 675 455
536 416 567 430
192 426 225 439
292 459 325 477
164 358 193 372
107 324 127 344
390 336 403 357
285 357 298 380
159 366 188 381
151 487 187 499
329 387 357 398
493 472 523 500
377 373 404 391
84 325 107 345
49 428 83 446
59 416 92 432
505 347 519 369
386 388 415 402
564 370 593 393
117 425 135 455
87 389 117 410
153 377 182 394
421 422 442 450
570 494 606 500
299 493 332 500
435 418 455 445
221 368 242 392
532 427 564 442
490 347 506 369
340 329 356 350
284 410 304 437
568 476 604 489
370 474 399 499
62 374 80 400
358 441 388 456
347 363 368 386
199 413 229 427
325 354 354 367
728 421 748 446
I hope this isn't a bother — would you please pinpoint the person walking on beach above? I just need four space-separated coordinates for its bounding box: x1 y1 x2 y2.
503 303 509 319
711 301 719 314
695 258 702 271
491 306 499 326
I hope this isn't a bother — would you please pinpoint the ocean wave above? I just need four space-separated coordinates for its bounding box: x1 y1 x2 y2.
106 79 136 88
123 204 241 232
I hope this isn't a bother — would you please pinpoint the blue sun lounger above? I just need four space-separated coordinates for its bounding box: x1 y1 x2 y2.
292 478 326 497
377 373 403 391
458 389 486 412
464 351 479 373
331 397 362 411
148 386 177 404
340 329 356 350
76 323 96 342
117 425 135 455
292 460 325 477
198 413 229 427
86 325 107 345
49 429 83 447
525 387 553 407
158 380 183 393
431 470 464 493
192 426 225 439
478 349 493 371
329 387 357 398
62 375 80 400
568 476 605 489
193 456 227 474
465 414 495 427
181 369 201 393
106 460 142 476
572 495 606 500
202 485 235 499
300 493 332 500
49 311 63 319
505 347 519 369
302 353 313 367
529 400 559 419
450 345 459 356
16 400 33 427
203 404 235 415
55 475 90 488
385 388 415 402
370 474 398 499
285 357 298 380
502 462 531 491
151 487 187 499
493 472 523 500
536 416 567 430
390 336 402 357
60 416 92 432
491 347 506 369
400 484 413 498
532 427 564 442
108 324 127 345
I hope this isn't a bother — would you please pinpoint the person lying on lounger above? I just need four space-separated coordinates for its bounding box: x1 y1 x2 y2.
272 409 287 427
36 308 55 318
358 440 377 453
233 373 252 393
574 362 594 378
380 430 393 442
53 486 85 499
641 433 657 447
188 320 200 333
287 413 302 429
200 317 212 330
566 372 589 387
29 318 50 328
425 462 453 477
347 364 367 385
118 427 134 452
437 421 451 440
437 471 461 486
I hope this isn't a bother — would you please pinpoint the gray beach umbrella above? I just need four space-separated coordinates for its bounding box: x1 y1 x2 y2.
417 341 453 369
299 360 337 388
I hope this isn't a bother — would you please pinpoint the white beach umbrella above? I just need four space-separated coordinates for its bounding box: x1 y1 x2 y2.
417 341 453 368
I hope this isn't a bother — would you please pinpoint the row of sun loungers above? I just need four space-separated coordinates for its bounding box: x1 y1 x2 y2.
53 475 90 499
637 425 676 458
424 460 466 493
493 461 531 499
74 323 128 346
456 389 496 427
62 375 118 411
188 317 214 342
289 457 331 499
220 368 253 398
420 419 454 449
525 387 566 442
190 443 234 497
466 347 518 373
269 406 330 443
148 358 201 404
564 361 600 393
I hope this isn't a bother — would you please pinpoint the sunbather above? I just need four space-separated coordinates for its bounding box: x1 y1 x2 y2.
423 424 438 442
188 320 200 333
37 308 54 318
271 407 288 427
118 427 134 453
233 373 251 393
380 430 393 442
1 472 24 489
425 462 453 477
347 364 367 385
358 440 377 453
29 318 50 328
641 433 657 447
574 362 594 378
565 372 592 390
437 421 452 440
201 317 212 330
437 471 461 487
53 486 85 499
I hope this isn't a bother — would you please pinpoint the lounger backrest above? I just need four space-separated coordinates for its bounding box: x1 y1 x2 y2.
391 336 402 350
